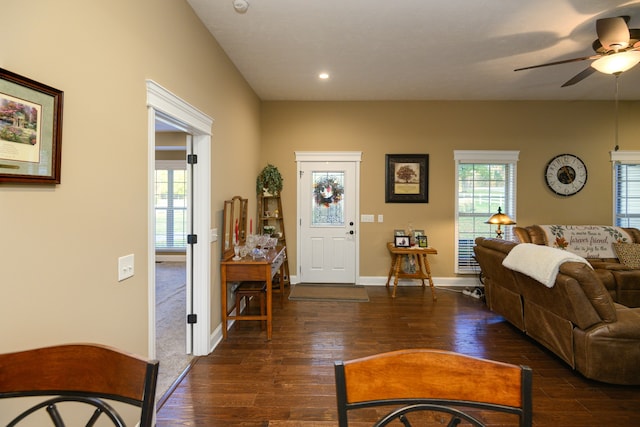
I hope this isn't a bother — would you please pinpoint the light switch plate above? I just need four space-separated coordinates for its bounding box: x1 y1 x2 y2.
118 254 135 282
378 214 384 223
361 214 374 223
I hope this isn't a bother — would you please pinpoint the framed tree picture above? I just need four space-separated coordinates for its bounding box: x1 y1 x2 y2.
385 154 429 203
0 68 64 184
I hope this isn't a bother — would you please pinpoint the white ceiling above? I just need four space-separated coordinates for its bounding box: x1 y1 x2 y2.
187 0 640 101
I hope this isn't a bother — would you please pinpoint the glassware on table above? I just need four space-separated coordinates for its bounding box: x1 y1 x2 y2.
240 245 249 258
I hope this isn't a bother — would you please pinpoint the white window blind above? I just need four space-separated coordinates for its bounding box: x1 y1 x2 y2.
612 151 640 227
155 160 187 250
454 151 519 274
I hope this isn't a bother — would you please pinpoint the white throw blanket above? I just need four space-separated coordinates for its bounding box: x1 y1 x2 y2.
502 243 591 288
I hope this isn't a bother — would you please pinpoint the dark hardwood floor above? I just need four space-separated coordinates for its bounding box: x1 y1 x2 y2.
156 285 640 426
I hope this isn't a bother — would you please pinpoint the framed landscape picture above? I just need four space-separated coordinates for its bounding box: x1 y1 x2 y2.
385 154 429 203
0 68 64 184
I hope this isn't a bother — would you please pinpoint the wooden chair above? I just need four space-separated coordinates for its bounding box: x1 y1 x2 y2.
0 343 159 427
334 349 532 427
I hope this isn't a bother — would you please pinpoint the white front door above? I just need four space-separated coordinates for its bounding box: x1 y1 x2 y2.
297 153 361 283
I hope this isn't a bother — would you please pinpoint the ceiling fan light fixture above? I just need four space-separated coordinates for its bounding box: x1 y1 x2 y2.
591 51 640 74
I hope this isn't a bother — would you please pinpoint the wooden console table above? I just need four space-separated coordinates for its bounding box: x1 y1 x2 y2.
220 246 286 340
386 242 438 299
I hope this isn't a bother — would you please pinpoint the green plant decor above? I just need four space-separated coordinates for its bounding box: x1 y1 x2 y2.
256 164 283 195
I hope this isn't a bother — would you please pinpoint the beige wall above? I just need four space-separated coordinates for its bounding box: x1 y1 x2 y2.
261 101 640 278
0 0 261 379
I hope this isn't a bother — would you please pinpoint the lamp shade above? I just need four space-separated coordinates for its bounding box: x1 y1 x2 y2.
485 207 516 226
485 207 515 238
591 51 640 75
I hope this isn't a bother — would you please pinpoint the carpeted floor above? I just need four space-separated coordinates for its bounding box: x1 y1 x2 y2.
288 283 369 302
155 261 193 400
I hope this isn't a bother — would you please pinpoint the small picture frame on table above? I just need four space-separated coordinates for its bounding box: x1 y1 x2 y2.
416 235 428 248
394 229 406 237
394 235 411 248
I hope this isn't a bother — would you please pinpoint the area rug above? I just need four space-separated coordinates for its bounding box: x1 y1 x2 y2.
288 284 369 302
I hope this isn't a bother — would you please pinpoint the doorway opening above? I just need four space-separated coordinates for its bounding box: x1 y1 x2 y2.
147 80 213 399
154 133 192 398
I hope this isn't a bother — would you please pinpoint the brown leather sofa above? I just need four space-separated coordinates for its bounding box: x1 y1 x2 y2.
514 225 640 308
474 237 640 385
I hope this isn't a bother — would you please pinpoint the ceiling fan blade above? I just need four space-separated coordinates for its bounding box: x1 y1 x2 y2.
514 54 599 72
597 17 630 51
561 67 598 87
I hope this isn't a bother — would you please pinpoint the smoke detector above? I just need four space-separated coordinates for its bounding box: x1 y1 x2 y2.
233 0 249 13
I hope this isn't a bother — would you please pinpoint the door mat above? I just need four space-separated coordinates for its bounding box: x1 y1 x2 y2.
288 284 369 302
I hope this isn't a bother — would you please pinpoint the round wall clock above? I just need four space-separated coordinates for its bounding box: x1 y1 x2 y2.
545 154 588 196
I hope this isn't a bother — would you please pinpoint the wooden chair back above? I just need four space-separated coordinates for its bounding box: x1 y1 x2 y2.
0 343 159 427
334 348 532 426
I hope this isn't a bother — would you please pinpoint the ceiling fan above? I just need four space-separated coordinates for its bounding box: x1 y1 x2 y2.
515 16 640 87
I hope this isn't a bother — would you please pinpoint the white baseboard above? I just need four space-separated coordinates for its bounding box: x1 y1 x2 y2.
289 275 479 288
209 324 223 355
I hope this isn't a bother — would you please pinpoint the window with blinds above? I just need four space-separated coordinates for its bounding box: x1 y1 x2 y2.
155 161 187 250
612 152 640 228
454 151 519 274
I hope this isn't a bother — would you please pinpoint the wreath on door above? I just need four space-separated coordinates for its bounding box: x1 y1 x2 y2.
314 176 344 207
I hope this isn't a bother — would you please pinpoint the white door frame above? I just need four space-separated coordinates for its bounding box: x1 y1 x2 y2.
147 80 213 357
295 151 362 284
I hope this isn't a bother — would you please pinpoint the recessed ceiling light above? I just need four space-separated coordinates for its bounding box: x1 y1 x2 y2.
319 72 330 80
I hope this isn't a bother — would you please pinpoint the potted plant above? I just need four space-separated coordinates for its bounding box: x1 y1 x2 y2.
256 164 283 196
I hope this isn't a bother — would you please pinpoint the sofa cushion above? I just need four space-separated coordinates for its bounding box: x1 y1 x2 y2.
561 262 617 323
613 242 640 268
514 225 548 244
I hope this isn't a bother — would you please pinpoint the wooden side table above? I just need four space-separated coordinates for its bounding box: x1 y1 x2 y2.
220 246 286 340
386 242 438 299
